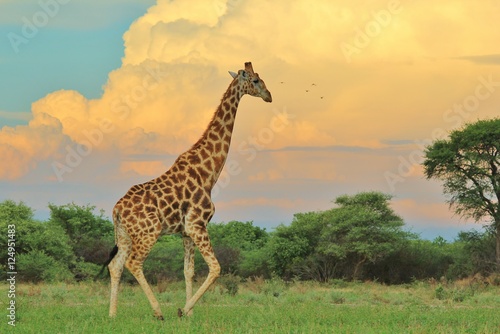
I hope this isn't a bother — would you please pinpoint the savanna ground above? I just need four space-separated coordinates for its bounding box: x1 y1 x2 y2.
1 276 500 334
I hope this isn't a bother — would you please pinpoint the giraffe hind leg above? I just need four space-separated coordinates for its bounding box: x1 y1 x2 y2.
108 230 132 317
182 236 195 316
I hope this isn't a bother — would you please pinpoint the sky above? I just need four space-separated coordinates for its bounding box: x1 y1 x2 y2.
1 0 500 240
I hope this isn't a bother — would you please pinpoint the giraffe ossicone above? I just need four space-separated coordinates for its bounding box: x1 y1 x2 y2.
105 62 272 319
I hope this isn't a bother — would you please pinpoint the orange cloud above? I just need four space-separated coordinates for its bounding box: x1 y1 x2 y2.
120 160 167 176
392 198 457 224
0 112 69 179
1 0 500 184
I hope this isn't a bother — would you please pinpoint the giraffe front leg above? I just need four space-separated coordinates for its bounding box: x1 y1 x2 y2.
182 236 195 317
182 228 220 317
126 238 164 320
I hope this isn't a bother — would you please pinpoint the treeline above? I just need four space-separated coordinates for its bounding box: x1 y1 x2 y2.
0 192 497 284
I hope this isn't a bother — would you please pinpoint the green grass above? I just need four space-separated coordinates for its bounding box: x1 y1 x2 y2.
1 278 500 333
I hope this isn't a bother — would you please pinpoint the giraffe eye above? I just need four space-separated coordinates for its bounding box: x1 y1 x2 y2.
252 79 259 84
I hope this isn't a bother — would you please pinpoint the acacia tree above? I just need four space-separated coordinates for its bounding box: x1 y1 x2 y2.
267 193 409 281
319 192 408 280
423 118 500 269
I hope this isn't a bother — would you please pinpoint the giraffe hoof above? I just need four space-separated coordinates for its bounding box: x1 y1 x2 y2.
155 314 165 321
177 308 184 318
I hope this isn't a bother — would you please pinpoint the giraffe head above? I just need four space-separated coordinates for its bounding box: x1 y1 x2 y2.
229 62 272 103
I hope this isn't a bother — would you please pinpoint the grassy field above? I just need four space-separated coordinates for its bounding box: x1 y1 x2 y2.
1 277 500 333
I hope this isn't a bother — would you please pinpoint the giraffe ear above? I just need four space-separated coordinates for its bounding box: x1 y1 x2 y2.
228 71 237 79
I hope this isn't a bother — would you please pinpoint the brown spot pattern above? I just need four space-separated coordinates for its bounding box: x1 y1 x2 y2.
109 65 267 318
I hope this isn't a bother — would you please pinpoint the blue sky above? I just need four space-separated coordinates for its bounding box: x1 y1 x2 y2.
0 0 154 125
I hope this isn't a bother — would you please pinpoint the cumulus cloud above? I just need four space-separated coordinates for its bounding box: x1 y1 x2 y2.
1 0 500 183
0 111 70 179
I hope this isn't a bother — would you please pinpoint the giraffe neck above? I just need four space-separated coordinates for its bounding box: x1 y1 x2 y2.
189 79 242 188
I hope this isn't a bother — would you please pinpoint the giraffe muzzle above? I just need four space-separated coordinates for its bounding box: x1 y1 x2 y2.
262 91 272 103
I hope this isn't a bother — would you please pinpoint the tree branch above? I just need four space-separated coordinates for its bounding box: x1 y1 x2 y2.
454 164 496 218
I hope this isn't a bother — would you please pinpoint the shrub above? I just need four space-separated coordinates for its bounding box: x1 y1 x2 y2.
71 261 101 281
18 250 73 283
143 235 186 283
75 238 114 265
214 246 240 275
262 276 287 297
218 274 240 296
435 285 447 300
328 278 349 288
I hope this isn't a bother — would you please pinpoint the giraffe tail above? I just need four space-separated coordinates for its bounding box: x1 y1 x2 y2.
94 207 121 281
94 244 119 281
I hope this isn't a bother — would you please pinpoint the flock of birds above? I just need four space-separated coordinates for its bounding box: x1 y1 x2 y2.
279 81 324 99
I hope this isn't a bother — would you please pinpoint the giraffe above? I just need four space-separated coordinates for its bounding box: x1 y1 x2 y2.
106 62 272 319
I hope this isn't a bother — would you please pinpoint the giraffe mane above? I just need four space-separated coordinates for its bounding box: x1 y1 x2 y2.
189 78 236 151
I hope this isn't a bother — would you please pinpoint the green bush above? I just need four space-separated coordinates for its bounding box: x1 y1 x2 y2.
71 261 102 281
435 285 447 300
262 276 287 297
2 199 499 284
17 250 73 283
218 274 240 296
143 235 185 283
